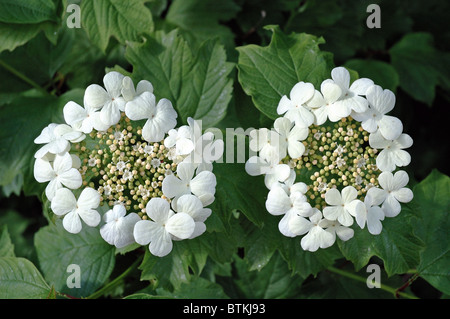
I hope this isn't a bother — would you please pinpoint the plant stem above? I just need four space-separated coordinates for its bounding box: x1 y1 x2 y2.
327 266 419 299
0 59 49 95
86 255 143 299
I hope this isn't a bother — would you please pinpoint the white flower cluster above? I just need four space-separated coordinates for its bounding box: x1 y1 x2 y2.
33 72 223 257
245 67 414 252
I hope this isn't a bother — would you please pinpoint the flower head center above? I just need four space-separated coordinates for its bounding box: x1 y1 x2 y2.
76 113 177 217
284 117 380 209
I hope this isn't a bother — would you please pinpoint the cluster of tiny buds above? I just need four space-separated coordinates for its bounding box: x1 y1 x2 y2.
75 115 177 218
285 117 380 209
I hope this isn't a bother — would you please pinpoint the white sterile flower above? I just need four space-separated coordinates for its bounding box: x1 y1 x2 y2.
320 218 354 243
265 183 310 217
351 85 403 140
300 209 335 252
51 187 101 234
367 170 414 217
100 204 141 248
125 91 177 142
84 71 126 126
277 81 316 127
278 170 308 195
323 186 360 226
63 101 110 134
329 66 374 115
34 152 82 201
265 183 312 237
183 131 224 172
306 80 343 124
121 76 153 102
162 162 216 207
369 130 413 172
133 198 195 257
174 194 211 239
249 128 286 162
245 155 291 190
273 117 309 158
354 196 385 235
164 126 195 156
34 123 84 159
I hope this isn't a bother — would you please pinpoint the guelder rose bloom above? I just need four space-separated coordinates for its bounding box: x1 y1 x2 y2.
33 72 221 257
133 198 195 257
245 66 413 252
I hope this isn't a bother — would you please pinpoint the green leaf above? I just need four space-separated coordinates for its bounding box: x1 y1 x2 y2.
0 225 15 257
81 0 154 52
344 59 399 92
138 235 226 290
408 170 450 294
389 32 450 106
125 30 234 127
0 257 51 299
279 236 342 279
219 253 303 299
0 29 75 93
155 277 229 299
339 212 424 276
211 162 267 228
0 0 57 24
34 221 116 298
0 210 33 259
0 23 41 53
165 0 240 53
237 25 334 120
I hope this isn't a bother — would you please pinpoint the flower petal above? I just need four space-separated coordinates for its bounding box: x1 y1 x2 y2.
51 188 76 215
378 115 403 140
100 100 121 126
321 81 342 104
393 188 413 204
277 95 292 115
349 78 374 95
77 187 100 210
369 130 391 149
84 84 110 109
103 71 124 98
376 149 396 172
366 85 395 114
146 198 171 223
190 171 217 197
63 101 87 129
165 212 195 239
63 210 82 234
58 168 82 190
77 208 100 227
113 213 141 248
324 188 342 206
331 67 350 91
341 186 357 203
290 81 315 105
149 228 173 257
265 184 290 215
133 220 154 245
125 91 155 121
162 175 189 199
382 194 401 217
34 158 55 183
288 214 312 236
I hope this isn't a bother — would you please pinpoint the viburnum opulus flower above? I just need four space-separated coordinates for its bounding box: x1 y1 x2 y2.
33 72 222 257
246 66 414 252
